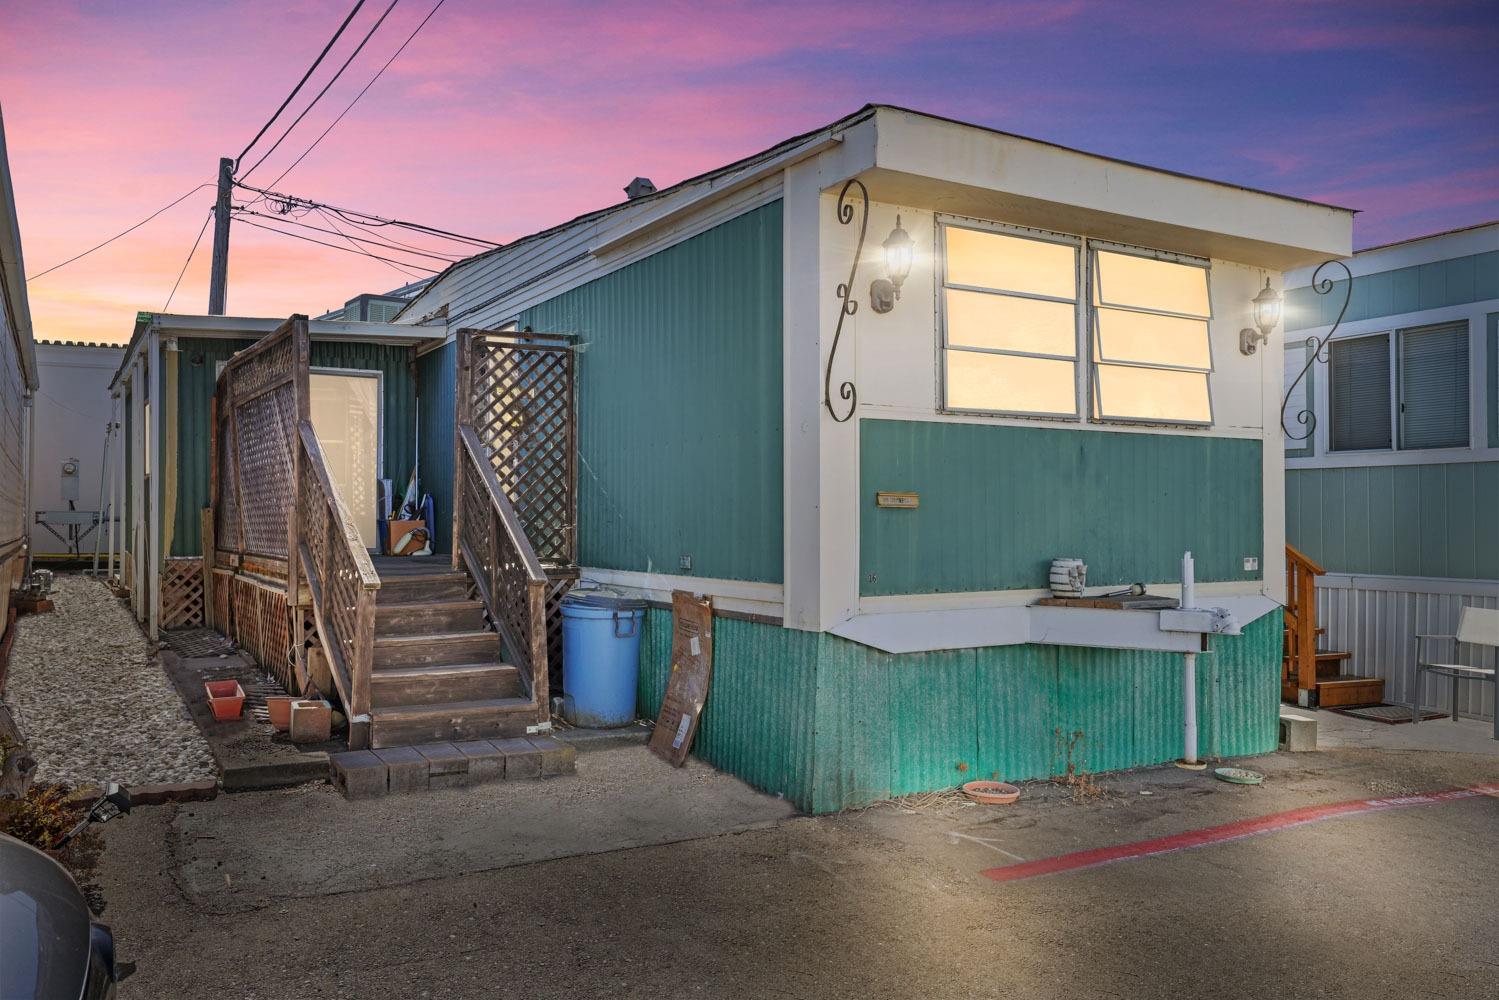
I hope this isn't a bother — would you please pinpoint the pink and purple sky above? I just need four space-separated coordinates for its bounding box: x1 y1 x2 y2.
2 0 1495 344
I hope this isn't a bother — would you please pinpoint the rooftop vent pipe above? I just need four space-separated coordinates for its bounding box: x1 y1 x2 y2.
624 177 657 200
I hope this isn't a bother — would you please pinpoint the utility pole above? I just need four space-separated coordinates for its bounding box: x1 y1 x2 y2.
207 156 233 315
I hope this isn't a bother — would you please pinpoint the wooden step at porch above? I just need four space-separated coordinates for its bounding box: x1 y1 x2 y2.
1314 674 1386 708
370 662 523 708
1316 650 1353 678
373 630 500 669
375 599 487 637
375 572 471 605
369 698 539 748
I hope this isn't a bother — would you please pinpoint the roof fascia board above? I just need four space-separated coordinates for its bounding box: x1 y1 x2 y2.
871 108 1353 266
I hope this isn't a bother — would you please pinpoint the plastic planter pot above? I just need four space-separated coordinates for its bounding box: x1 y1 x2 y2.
204 680 246 722
266 696 294 732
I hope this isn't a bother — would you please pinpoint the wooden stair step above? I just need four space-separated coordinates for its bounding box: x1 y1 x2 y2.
1315 650 1353 678
1315 674 1385 708
373 630 500 669
376 573 471 605
376 599 486 637
370 662 522 708
369 698 542 748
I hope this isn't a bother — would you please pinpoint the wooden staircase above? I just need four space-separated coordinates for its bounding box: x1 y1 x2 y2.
366 557 538 748
1283 545 1384 708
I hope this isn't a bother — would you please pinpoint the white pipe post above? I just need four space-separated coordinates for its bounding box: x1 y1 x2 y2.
1181 550 1198 767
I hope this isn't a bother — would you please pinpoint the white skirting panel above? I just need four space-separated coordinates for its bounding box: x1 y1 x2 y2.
1317 574 1497 721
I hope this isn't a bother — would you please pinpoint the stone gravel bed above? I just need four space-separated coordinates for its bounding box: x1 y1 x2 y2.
5 574 216 787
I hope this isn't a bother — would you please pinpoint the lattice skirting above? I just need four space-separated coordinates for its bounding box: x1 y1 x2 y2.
160 558 206 629
211 568 233 632
544 571 578 690
221 573 295 691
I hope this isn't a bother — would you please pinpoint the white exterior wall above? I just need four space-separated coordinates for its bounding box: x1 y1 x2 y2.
30 343 123 557
784 109 1351 632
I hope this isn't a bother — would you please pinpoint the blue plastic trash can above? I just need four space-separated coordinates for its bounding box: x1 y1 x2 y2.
560 588 648 728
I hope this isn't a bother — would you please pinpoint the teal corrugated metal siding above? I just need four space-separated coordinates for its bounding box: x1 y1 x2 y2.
518 201 784 583
1286 462 1499 580
637 607 818 805
1286 250 1499 331
1488 313 1498 448
860 419 1263 595
169 337 418 556
640 608 1281 813
416 341 456 553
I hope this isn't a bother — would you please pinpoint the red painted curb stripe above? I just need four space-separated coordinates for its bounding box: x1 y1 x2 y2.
982 784 1499 884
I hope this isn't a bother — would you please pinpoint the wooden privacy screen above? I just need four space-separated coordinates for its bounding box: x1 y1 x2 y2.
211 316 381 747
453 329 579 713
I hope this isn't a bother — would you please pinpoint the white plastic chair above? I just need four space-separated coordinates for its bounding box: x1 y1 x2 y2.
1413 607 1499 737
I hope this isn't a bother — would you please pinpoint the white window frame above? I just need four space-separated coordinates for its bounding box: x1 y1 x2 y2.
1087 239 1215 429
1327 322 1472 454
936 216 1215 427
937 218 1084 421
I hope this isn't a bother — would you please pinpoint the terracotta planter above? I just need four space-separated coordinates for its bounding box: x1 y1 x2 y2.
962 780 1021 805
289 699 332 743
265 696 294 732
204 680 246 722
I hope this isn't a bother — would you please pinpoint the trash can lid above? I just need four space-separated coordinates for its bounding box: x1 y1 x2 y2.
561 586 648 611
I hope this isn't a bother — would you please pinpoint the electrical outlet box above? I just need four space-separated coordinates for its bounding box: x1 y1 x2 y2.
1243 556 1259 572
679 554 692 573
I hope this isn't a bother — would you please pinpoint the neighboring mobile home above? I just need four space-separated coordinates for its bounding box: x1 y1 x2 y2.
1 102 39 648
30 341 124 561
1284 221 1498 728
391 105 1355 810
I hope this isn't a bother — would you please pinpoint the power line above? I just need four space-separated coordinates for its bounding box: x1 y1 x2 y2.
163 210 215 310
313 209 424 280
26 184 213 281
234 215 440 273
263 0 448 190
238 0 402 182
312 205 461 260
235 207 459 263
235 0 368 168
234 179 499 248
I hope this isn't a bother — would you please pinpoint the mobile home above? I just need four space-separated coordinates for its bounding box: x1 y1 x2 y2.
387 105 1354 810
1283 221 1498 727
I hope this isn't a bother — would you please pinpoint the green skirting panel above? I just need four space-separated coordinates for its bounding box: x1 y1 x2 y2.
637 608 1282 813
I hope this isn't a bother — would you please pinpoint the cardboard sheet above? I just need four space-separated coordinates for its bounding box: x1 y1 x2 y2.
648 591 714 767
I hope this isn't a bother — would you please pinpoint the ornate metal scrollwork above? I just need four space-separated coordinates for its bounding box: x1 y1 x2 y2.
824 179 869 423
1280 259 1353 441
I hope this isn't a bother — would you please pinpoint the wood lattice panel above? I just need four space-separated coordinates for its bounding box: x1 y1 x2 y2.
160 558 205 629
544 570 578 690
228 574 294 691
470 341 576 567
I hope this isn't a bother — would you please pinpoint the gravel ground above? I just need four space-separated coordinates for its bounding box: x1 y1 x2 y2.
5 574 216 787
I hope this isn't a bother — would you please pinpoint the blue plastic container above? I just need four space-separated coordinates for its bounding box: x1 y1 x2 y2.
560 588 648 728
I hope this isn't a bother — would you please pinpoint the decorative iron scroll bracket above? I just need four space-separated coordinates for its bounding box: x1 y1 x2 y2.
1280 259 1352 442
824 179 869 423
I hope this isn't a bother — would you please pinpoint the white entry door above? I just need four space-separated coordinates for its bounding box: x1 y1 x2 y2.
309 371 381 550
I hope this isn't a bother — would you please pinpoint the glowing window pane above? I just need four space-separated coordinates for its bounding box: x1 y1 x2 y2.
947 352 1076 414
945 227 1076 299
1095 251 1210 317
1094 365 1211 423
946 289 1076 357
1094 308 1211 369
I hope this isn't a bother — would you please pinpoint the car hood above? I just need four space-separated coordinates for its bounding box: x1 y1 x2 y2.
0 833 90 1000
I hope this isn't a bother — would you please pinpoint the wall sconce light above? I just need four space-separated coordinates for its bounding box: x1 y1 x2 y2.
869 215 914 314
1239 278 1283 355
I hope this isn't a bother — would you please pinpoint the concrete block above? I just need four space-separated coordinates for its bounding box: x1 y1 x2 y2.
1279 711 1318 752
454 740 505 785
527 735 577 777
329 750 386 800
416 742 470 789
492 737 541 780
374 746 429 794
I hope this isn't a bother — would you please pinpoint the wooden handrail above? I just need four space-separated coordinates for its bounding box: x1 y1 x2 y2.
1284 543 1323 701
456 422 548 705
1286 543 1326 577
298 422 381 588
